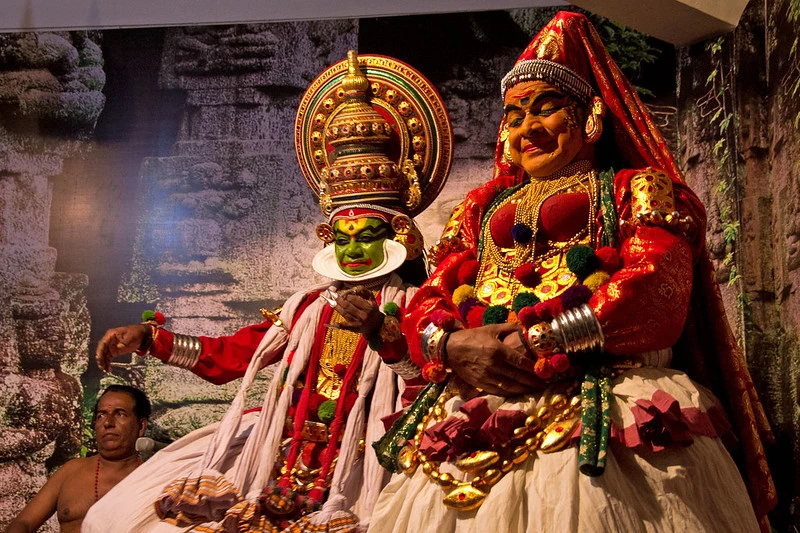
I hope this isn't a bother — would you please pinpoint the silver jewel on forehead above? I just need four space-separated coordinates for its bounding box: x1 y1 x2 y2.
501 59 593 104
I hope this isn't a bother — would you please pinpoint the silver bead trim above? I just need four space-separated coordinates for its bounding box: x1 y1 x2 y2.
386 353 422 381
168 333 202 370
550 304 604 354
501 59 593 104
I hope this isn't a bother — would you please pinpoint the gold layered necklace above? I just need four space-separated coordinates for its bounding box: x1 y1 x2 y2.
316 311 362 400
480 160 597 274
475 161 599 306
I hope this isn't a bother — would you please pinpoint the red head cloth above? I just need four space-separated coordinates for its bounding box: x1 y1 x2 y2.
494 11 682 185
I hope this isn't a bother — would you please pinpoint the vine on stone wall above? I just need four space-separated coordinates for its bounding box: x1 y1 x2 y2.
698 37 740 285
593 19 659 97
697 36 751 332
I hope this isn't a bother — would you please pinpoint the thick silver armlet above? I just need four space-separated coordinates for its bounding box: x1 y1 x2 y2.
550 304 604 354
168 334 202 370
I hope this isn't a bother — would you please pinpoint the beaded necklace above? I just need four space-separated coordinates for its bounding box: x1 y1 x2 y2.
94 454 141 502
479 160 597 275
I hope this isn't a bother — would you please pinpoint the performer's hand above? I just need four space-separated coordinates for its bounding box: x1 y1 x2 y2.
95 325 147 372
334 288 384 337
445 323 542 396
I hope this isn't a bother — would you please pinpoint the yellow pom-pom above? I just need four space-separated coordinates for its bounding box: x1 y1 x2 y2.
452 284 475 306
583 270 611 292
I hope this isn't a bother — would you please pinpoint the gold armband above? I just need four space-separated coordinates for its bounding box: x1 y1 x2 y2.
624 169 693 236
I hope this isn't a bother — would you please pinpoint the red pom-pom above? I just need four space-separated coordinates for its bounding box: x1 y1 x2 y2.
430 310 456 330
514 263 542 288
550 352 570 373
307 393 325 413
422 361 448 383
333 363 347 376
533 299 563 322
517 306 539 328
457 260 481 286
465 305 487 329
154 312 166 325
595 246 622 273
534 358 555 380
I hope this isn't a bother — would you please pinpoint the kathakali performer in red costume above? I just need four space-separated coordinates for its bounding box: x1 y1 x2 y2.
369 12 775 533
86 51 452 533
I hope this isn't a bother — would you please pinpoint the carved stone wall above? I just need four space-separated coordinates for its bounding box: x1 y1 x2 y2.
0 31 103 531
677 0 800 528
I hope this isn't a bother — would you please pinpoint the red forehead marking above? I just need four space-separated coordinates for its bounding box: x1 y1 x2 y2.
510 86 537 99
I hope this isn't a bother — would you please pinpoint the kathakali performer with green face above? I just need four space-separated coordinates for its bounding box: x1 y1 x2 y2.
87 50 452 533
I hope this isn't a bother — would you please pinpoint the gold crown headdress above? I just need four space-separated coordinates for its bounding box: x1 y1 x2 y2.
295 50 453 260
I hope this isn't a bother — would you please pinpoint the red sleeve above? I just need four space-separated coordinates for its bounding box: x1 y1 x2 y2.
590 225 694 354
590 168 705 355
402 248 475 368
148 292 322 385
149 322 277 385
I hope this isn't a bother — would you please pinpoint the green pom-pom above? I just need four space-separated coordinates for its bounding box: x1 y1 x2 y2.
482 305 510 325
317 400 337 424
566 245 598 279
141 310 156 322
512 292 540 314
383 302 400 317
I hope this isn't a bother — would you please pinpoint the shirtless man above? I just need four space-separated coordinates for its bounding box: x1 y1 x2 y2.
5 385 149 533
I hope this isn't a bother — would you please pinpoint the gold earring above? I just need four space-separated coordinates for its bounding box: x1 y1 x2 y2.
503 139 514 164
316 223 334 245
499 126 514 164
584 96 606 144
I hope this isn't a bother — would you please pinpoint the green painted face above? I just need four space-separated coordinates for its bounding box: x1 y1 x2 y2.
334 217 388 276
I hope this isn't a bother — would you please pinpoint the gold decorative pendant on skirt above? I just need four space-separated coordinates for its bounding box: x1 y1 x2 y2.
443 483 487 511
455 450 499 472
540 416 579 453
397 445 419 474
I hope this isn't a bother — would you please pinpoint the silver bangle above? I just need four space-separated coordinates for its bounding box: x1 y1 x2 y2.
168 333 202 369
419 322 442 362
550 304 604 354
386 353 422 381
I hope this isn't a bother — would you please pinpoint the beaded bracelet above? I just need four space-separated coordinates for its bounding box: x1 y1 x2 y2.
368 302 404 351
137 309 165 356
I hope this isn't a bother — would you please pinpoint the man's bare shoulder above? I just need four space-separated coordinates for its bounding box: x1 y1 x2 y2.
51 455 94 477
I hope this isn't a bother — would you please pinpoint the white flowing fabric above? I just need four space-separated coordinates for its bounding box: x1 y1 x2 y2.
368 352 761 533
83 274 413 533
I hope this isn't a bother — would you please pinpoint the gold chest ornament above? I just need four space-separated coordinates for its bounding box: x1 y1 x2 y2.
476 162 599 306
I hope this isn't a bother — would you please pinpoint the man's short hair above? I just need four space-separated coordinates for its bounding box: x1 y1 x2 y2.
94 384 151 421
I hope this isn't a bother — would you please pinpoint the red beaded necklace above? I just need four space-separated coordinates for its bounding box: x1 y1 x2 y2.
94 454 141 502
94 455 100 502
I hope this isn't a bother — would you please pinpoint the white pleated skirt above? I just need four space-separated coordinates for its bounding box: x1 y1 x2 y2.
369 366 760 533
